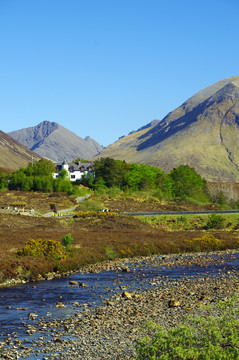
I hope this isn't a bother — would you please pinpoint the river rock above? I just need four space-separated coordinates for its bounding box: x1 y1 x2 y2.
122 291 132 299
56 302 65 308
28 313 38 320
69 281 79 286
79 282 87 287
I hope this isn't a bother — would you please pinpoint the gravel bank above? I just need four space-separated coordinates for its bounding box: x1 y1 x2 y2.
1 251 239 360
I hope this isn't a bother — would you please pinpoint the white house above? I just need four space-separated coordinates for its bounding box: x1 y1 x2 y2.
53 161 94 182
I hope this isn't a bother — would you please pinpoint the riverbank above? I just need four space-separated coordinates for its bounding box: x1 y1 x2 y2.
0 250 239 359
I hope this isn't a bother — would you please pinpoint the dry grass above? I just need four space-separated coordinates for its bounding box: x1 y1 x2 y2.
0 190 77 214
0 191 238 284
0 209 239 283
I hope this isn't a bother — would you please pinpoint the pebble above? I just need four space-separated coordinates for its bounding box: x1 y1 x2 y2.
0 250 239 359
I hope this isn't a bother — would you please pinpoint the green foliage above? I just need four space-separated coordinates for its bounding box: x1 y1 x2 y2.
134 297 239 360
80 172 94 188
94 157 130 188
76 198 102 212
104 245 118 260
73 157 90 163
93 158 210 203
8 156 211 206
9 159 76 194
61 233 74 250
9 159 55 192
124 163 167 191
213 190 227 206
0 169 8 190
206 213 225 229
169 165 210 202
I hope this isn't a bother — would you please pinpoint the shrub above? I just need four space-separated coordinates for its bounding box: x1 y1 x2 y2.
105 245 118 260
185 234 223 251
61 233 74 250
16 238 67 260
134 297 239 360
206 213 225 229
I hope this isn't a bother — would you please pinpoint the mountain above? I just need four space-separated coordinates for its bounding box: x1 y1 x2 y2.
8 121 104 163
96 76 239 181
0 130 43 172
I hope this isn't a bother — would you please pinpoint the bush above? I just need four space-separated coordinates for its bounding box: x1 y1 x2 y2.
134 297 239 360
16 238 67 260
105 245 118 260
61 233 74 250
206 213 224 229
185 234 223 251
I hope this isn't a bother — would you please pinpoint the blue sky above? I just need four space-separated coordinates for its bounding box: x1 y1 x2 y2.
0 0 238 146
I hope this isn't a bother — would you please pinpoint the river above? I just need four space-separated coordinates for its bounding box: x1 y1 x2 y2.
0 250 239 359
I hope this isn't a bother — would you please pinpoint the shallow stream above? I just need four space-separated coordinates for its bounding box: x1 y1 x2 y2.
1 251 239 342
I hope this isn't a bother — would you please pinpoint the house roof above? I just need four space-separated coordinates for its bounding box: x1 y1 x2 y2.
55 162 93 171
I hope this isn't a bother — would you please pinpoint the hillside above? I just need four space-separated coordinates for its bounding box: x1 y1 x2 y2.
0 130 42 172
8 121 104 163
96 76 239 182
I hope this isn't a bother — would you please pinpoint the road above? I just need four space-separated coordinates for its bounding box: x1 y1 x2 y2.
42 194 91 217
120 210 239 216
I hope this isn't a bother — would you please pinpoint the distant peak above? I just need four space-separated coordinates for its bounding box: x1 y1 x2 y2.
34 121 59 138
38 120 59 128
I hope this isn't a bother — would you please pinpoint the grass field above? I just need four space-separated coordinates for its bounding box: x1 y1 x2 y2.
0 190 239 285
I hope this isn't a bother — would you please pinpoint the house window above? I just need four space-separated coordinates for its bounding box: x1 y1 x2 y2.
71 175 75 179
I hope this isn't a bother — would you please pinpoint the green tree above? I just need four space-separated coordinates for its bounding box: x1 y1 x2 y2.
169 165 209 201
9 159 55 192
124 163 163 191
9 169 27 190
32 159 55 176
0 170 8 190
94 157 129 188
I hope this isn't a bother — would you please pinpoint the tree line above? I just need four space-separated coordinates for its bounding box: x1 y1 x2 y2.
91 157 210 202
6 160 77 194
0 157 221 203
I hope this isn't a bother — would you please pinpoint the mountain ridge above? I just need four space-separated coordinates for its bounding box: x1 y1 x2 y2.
0 130 43 172
8 121 104 163
96 76 239 182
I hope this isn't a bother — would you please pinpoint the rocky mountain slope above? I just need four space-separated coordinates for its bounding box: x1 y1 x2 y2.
8 121 103 163
0 130 42 172
96 76 239 182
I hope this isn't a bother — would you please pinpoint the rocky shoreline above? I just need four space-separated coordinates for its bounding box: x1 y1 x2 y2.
0 250 239 360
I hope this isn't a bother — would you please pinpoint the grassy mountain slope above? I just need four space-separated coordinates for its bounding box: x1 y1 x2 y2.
96 76 239 181
0 130 43 172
